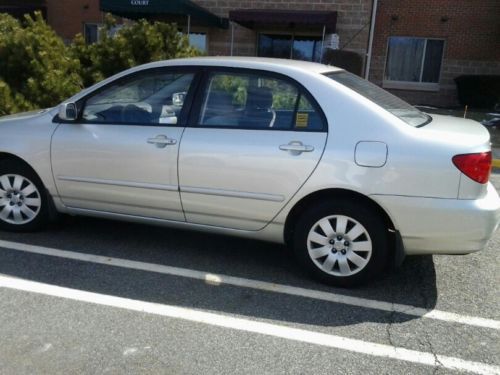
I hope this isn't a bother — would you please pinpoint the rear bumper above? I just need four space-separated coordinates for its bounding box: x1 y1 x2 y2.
371 183 500 255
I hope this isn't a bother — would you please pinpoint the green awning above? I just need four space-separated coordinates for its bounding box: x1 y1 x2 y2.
100 0 228 29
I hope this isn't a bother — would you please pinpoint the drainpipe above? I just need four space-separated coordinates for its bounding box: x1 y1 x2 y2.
187 14 191 35
364 0 378 80
230 21 235 56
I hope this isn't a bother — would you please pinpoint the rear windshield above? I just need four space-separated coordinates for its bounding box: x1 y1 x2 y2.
324 71 431 127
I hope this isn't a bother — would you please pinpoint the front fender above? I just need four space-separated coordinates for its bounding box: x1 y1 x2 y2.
0 109 59 196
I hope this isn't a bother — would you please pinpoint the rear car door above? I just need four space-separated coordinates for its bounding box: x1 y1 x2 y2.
51 67 199 221
178 68 328 230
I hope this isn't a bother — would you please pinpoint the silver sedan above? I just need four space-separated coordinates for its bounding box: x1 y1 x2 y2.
0 57 498 286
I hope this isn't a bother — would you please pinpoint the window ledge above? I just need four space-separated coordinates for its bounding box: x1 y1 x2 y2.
382 81 440 92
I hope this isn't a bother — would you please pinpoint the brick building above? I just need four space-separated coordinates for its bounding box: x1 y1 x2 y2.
1 0 499 107
368 0 500 107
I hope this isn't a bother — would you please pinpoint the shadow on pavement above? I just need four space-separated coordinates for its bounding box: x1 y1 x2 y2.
0 215 437 328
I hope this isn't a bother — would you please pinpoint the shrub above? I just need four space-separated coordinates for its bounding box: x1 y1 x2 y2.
0 12 82 115
70 15 200 87
0 12 200 115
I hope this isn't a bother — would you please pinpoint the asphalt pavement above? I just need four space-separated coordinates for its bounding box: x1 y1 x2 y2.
0 175 499 374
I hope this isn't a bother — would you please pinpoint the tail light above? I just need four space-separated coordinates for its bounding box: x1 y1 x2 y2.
452 151 492 184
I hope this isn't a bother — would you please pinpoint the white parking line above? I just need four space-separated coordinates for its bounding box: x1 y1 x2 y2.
0 239 498 331
0 275 498 375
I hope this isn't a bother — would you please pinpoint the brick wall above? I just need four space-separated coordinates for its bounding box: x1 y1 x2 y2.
368 0 500 107
46 0 104 43
193 0 373 58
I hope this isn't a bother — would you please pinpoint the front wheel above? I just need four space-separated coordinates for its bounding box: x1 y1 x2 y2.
0 160 49 232
292 200 388 287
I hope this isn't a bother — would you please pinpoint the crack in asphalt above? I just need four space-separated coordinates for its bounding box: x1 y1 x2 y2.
416 261 444 374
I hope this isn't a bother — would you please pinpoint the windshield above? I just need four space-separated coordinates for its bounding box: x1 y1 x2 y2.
324 71 431 127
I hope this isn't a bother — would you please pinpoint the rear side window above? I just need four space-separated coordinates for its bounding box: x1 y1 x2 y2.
198 71 325 131
325 71 431 127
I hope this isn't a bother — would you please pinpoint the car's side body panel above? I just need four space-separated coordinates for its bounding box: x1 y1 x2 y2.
0 110 59 197
0 57 498 258
51 123 186 221
178 128 327 230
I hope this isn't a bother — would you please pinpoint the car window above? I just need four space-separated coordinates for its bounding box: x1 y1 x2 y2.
199 71 324 131
81 71 195 125
324 71 431 127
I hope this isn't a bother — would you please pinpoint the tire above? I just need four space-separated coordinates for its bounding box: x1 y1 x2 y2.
292 200 388 287
0 159 49 232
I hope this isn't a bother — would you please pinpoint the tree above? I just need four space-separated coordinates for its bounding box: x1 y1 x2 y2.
0 12 82 115
0 12 200 116
70 15 201 87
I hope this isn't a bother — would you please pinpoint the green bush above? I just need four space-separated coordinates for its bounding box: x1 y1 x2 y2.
70 15 200 87
0 12 82 115
0 12 200 116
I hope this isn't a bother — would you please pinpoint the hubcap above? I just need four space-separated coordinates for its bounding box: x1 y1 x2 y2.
0 174 41 225
306 215 373 277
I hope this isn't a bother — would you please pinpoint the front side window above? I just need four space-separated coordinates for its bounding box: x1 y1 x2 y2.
199 71 324 131
384 37 444 88
82 71 195 125
326 71 430 127
258 34 322 62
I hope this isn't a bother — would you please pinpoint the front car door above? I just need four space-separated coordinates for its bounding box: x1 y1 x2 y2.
51 67 199 221
178 68 328 230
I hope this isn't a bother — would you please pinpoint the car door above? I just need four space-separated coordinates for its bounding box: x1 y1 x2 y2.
51 67 199 221
178 68 328 230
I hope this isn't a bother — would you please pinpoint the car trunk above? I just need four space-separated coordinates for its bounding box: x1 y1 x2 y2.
420 114 492 199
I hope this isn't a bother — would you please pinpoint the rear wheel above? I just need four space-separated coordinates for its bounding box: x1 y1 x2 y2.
0 160 48 232
292 200 388 287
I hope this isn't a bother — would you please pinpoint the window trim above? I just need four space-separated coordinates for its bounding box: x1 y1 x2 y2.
188 67 328 133
83 23 101 44
382 36 445 92
58 67 203 127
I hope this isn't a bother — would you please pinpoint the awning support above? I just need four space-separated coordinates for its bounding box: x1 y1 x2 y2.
320 25 326 62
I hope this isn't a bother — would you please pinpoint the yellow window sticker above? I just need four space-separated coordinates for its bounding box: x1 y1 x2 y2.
296 112 309 128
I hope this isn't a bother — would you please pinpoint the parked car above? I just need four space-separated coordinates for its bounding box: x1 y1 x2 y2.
0 57 499 286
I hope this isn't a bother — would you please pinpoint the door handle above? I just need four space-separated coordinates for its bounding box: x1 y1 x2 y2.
279 141 314 154
147 135 177 148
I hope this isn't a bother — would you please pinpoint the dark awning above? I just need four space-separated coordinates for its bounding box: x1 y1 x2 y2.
0 0 47 19
229 9 337 33
100 0 228 29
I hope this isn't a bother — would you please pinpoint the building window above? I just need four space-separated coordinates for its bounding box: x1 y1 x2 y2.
384 37 444 91
258 34 322 62
188 32 207 52
84 23 100 44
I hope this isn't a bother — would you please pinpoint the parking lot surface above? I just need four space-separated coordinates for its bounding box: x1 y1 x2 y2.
0 175 499 374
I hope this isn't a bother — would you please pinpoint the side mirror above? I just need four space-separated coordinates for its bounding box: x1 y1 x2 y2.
59 102 78 121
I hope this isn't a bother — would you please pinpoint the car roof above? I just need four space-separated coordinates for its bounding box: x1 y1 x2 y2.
135 56 342 75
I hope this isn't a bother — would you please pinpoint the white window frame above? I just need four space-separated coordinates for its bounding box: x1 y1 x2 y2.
383 36 445 92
